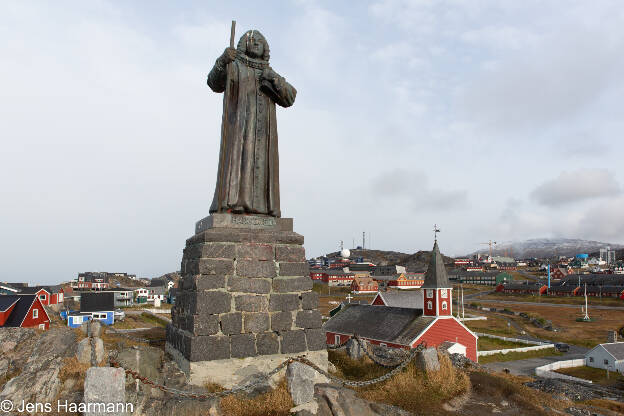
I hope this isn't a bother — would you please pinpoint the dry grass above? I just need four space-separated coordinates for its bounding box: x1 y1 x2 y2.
478 347 562 364
139 312 169 327
480 292 624 307
465 313 517 336
584 398 624 413
328 350 469 414
479 302 624 348
58 357 90 387
555 366 624 387
470 370 567 415
478 337 528 351
204 382 225 393
219 378 294 416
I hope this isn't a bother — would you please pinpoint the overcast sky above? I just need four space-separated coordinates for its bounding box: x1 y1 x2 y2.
2 1 624 284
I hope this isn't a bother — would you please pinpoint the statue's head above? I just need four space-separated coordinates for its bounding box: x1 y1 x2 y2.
237 30 270 61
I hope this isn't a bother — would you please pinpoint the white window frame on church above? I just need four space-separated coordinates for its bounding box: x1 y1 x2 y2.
426 290 433 298
427 301 432 309
442 301 448 310
440 289 447 298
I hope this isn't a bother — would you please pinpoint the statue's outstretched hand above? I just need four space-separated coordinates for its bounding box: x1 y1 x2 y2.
221 47 237 64
261 68 278 84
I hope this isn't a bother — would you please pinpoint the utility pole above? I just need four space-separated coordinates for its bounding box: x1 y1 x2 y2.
461 285 466 321
583 283 590 321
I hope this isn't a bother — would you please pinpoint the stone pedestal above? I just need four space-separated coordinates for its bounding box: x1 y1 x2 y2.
166 213 327 387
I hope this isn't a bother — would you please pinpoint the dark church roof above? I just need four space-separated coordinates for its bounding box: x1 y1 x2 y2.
421 240 450 289
0 295 37 327
372 291 424 309
323 304 434 346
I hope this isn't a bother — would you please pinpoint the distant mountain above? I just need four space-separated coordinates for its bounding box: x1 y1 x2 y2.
466 238 624 259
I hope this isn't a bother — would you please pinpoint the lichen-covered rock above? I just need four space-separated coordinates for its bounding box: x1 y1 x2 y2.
0 328 77 410
80 321 102 337
345 338 364 360
415 347 440 372
286 361 316 405
296 384 411 416
83 367 126 416
115 346 164 386
76 337 104 364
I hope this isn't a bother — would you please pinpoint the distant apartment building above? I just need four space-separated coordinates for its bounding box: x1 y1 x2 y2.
72 272 110 290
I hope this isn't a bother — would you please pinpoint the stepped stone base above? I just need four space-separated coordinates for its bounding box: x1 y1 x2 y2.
167 213 326 383
166 342 328 388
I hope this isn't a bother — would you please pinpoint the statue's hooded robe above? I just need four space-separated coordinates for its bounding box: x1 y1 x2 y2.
207 30 296 217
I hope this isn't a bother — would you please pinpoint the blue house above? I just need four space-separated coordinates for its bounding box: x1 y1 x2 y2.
67 312 92 328
67 292 115 327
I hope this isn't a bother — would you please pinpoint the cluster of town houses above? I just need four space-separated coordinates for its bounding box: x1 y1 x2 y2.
1 240 622 374
0 272 178 330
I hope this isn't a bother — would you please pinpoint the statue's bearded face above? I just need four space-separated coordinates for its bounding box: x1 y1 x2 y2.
246 35 265 59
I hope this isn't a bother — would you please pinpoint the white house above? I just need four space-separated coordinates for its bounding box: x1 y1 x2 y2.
585 343 624 374
439 341 467 357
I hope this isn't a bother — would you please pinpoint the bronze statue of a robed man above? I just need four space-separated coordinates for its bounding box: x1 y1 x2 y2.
207 29 296 218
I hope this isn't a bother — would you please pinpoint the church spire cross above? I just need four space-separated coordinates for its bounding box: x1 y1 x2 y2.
433 224 440 242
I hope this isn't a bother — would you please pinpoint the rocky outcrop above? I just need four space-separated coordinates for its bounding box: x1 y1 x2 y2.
77 337 104 364
345 338 364 360
292 384 411 416
80 321 103 337
0 327 78 414
415 347 439 372
84 367 126 416
286 361 316 406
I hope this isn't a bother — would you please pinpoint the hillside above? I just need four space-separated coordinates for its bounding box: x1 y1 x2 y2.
323 248 454 271
466 238 624 259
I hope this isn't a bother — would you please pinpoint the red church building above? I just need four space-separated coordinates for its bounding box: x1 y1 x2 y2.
324 240 478 361
0 295 51 330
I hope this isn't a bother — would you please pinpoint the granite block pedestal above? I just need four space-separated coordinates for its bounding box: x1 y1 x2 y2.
166 213 328 387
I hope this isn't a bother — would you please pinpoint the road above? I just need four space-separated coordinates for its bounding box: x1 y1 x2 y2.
474 298 624 310
483 344 589 376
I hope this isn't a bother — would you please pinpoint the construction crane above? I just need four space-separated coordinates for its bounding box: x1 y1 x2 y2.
480 240 497 263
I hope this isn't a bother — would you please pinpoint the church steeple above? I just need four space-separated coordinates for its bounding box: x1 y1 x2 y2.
422 236 452 316
422 239 450 289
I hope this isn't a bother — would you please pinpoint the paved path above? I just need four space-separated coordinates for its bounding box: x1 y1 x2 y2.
483 344 589 376
474 298 624 310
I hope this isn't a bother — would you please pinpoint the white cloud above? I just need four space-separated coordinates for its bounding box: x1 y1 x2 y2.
2 1 624 282
530 169 620 207
371 169 468 212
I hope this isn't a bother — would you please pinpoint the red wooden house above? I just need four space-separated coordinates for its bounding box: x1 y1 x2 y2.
550 267 571 279
350 277 378 294
0 295 51 330
20 286 64 306
585 285 624 299
324 240 479 361
309 271 327 281
501 282 548 295
322 271 355 286
548 285 580 297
